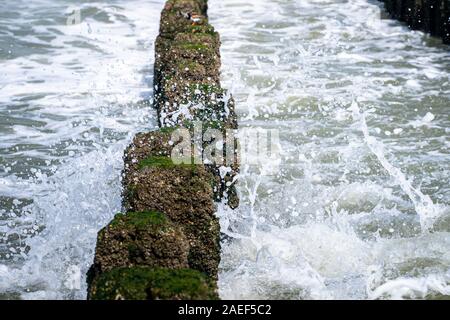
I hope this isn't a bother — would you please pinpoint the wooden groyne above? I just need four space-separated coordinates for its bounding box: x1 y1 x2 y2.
380 0 450 44
86 0 238 300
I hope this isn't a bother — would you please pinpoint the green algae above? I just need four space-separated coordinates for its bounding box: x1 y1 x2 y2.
177 42 209 51
159 125 179 134
180 119 226 131
88 0 236 300
110 211 167 229
188 83 225 96
185 24 217 35
176 59 205 73
90 267 218 300
138 155 175 169
137 155 200 175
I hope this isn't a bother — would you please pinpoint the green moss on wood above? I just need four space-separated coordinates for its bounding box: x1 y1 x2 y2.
177 43 209 51
176 60 205 73
88 0 237 300
178 31 218 41
180 119 225 131
188 83 225 96
90 267 218 300
110 211 167 229
138 155 175 169
137 155 202 170
186 24 217 35
159 125 179 134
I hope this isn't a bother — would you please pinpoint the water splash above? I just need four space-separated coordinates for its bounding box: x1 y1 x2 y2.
210 0 450 300
0 0 164 299
350 100 443 232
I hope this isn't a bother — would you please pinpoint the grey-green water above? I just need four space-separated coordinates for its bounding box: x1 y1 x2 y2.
210 0 450 299
0 0 163 299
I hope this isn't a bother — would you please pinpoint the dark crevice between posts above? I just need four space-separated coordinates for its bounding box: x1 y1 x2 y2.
379 0 450 44
86 0 239 300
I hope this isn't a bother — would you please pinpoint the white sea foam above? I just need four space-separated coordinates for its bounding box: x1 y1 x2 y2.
0 0 163 299
210 0 450 300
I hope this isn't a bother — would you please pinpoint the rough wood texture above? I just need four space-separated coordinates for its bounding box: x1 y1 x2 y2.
380 0 450 44
87 0 239 300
